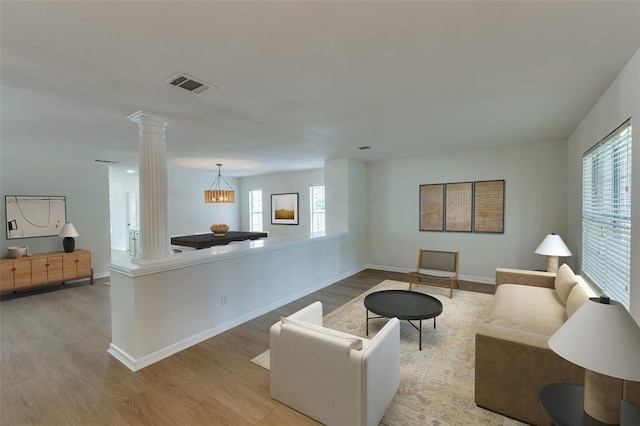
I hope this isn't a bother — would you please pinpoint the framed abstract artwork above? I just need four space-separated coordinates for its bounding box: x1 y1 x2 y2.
271 193 299 225
473 180 505 233
445 182 473 232
418 179 505 233
419 184 444 231
5 195 67 239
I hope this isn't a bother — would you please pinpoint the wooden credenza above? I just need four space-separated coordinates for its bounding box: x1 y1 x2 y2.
0 249 93 293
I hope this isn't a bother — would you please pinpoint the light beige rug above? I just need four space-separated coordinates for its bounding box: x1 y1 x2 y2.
251 280 526 426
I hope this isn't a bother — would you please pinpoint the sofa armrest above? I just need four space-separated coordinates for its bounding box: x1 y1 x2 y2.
362 318 400 426
496 268 556 288
475 324 584 425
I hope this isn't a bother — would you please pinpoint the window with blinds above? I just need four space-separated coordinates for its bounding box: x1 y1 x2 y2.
310 185 325 232
582 120 632 308
249 189 263 232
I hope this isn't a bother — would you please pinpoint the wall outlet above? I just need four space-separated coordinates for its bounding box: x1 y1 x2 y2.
221 295 227 305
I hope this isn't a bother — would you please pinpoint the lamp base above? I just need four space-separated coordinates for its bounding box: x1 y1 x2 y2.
546 256 559 273
63 237 75 253
584 369 623 424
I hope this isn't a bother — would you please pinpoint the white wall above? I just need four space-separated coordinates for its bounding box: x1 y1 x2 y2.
0 156 112 277
326 158 368 266
239 168 324 237
109 233 362 370
168 167 239 235
567 47 640 322
366 140 569 283
1 144 566 285
108 159 367 370
108 166 240 248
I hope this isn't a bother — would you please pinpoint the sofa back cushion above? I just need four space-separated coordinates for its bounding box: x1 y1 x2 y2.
555 263 578 304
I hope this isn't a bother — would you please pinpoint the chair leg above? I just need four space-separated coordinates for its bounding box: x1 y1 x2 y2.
449 280 459 298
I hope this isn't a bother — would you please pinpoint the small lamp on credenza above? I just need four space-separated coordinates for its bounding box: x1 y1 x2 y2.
535 233 572 272
548 296 640 424
59 222 79 253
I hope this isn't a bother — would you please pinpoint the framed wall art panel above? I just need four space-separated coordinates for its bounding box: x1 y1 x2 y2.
473 180 505 233
5 195 67 239
445 182 473 232
419 184 444 231
271 193 299 225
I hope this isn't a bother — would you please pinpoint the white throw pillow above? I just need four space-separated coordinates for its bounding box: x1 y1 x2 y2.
566 283 590 318
555 263 578 304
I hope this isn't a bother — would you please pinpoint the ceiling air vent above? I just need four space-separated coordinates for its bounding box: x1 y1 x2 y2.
165 73 215 94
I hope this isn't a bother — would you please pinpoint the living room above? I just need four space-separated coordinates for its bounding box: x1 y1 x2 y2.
1 1 639 425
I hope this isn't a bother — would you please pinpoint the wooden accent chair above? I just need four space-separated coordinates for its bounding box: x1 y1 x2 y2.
408 249 460 298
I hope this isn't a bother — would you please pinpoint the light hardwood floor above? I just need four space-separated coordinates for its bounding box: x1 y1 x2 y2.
0 269 493 425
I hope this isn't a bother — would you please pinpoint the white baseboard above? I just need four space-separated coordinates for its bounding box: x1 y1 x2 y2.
107 344 137 371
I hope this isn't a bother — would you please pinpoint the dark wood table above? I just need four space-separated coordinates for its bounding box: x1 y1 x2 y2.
364 289 443 350
539 383 640 425
170 231 268 249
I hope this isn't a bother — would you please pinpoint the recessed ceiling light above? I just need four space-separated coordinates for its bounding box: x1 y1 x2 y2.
358 146 371 150
126 170 135 174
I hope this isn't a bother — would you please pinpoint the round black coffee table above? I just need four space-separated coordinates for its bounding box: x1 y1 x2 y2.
364 289 443 350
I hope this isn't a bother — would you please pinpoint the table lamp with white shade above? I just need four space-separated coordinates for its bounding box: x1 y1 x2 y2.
535 233 572 272
59 222 79 253
548 296 640 424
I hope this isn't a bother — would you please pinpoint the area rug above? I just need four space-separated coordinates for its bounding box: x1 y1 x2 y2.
251 280 526 426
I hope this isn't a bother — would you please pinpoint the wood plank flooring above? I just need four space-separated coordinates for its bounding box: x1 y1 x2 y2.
0 269 494 425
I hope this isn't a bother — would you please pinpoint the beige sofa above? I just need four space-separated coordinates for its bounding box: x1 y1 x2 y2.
474 265 596 425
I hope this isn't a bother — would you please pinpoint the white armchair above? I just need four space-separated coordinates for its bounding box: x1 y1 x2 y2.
270 301 400 426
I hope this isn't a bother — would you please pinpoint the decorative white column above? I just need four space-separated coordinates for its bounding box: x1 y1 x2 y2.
127 111 173 262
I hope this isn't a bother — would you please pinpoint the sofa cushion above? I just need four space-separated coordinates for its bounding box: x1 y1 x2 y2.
555 263 578 304
487 284 566 337
281 316 364 350
566 282 591 318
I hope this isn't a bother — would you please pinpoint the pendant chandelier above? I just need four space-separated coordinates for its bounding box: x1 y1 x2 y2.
204 163 235 203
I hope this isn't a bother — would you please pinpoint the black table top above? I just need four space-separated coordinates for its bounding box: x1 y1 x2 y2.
170 231 268 249
539 383 640 426
364 290 443 320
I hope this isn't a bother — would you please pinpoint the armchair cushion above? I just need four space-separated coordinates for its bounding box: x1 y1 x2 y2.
280 316 364 350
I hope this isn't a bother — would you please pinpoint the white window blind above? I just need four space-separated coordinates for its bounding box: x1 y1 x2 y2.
310 185 325 232
249 190 263 232
582 120 632 308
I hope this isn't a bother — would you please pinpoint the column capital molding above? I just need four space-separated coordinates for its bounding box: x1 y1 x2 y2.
127 110 173 125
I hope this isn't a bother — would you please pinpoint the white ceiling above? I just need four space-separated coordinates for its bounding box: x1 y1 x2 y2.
2 1 639 177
